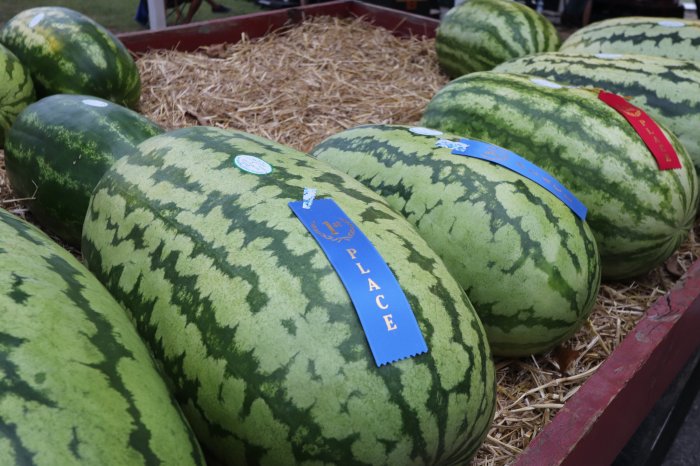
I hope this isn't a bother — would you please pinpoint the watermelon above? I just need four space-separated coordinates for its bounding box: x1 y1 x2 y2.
435 0 560 78
493 52 700 171
421 72 699 280
0 43 35 147
0 7 141 108
0 208 205 465
4 94 163 247
81 126 496 465
309 124 601 357
0 44 36 149
559 17 700 62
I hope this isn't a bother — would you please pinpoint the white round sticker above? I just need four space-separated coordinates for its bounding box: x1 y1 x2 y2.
530 78 562 89
409 127 443 137
234 155 272 175
596 53 623 59
82 99 109 108
29 13 45 28
658 20 685 28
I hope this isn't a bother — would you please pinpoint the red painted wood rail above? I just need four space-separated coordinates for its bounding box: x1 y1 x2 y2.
517 260 700 466
119 0 439 53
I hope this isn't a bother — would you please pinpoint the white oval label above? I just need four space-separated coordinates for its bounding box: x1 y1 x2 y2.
409 127 443 137
82 99 109 108
596 53 623 59
530 78 563 89
234 155 272 175
29 13 45 28
658 20 685 28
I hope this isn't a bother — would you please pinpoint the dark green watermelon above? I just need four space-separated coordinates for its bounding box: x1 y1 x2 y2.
0 7 141 107
82 126 497 465
4 94 163 246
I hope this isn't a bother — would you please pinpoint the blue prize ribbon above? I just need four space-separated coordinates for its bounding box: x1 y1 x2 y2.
451 138 587 221
289 198 428 366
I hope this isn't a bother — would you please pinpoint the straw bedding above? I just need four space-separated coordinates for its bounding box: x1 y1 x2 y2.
1 14 698 465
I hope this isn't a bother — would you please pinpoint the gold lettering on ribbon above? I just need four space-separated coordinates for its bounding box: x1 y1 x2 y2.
598 89 680 170
624 107 642 118
346 248 357 260
322 221 338 236
311 218 356 242
356 263 371 275
368 278 381 292
383 314 398 331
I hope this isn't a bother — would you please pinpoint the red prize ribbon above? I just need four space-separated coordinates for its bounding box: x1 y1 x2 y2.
598 90 681 170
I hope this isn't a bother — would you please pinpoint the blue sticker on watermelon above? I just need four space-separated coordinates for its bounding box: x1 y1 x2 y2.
452 139 587 221
289 198 428 366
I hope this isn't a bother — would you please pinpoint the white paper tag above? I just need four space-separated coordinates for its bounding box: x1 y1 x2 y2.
82 99 109 108
29 13 45 28
530 78 563 89
657 20 685 28
436 139 469 152
410 127 443 137
302 188 317 209
234 155 272 175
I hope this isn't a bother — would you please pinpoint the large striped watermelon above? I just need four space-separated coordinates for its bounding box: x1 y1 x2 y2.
81 126 496 465
559 17 700 62
310 124 601 357
493 52 700 171
436 0 560 78
0 7 141 108
0 208 204 465
4 94 163 247
0 43 35 147
421 72 699 280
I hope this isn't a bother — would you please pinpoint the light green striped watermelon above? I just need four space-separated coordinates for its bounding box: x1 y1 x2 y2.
0 43 34 147
493 52 700 171
4 94 163 247
81 126 496 465
310 124 601 357
560 17 700 62
0 7 140 108
0 208 204 465
421 72 699 280
436 0 560 78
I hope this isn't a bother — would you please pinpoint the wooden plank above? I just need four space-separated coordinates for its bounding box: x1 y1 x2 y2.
118 0 438 52
119 0 351 52
516 260 700 466
348 1 438 38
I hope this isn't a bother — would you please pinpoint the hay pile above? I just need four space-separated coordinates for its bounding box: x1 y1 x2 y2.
137 15 448 152
0 15 697 465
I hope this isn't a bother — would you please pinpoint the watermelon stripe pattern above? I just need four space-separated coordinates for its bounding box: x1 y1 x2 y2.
559 17 700 62
310 124 601 357
493 52 700 171
421 72 699 280
0 208 204 466
82 126 496 464
0 7 140 108
436 0 560 78
4 94 163 246
0 43 34 147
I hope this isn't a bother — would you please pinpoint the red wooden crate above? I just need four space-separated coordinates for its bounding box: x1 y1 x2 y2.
118 2 700 464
